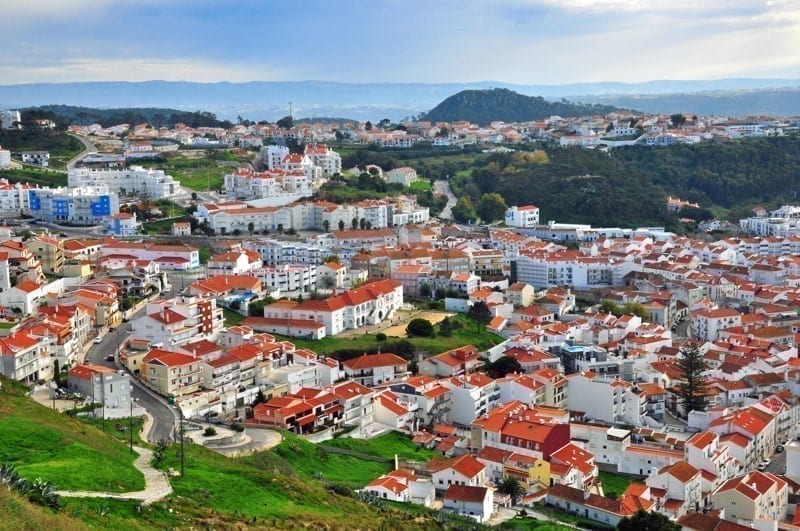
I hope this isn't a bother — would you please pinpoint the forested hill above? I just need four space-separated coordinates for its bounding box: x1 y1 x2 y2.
22 105 233 128
423 88 621 125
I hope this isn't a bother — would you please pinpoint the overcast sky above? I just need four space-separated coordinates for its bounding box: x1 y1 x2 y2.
2 0 799 85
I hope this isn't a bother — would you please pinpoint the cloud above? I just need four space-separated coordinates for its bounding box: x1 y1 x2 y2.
0 57 289 84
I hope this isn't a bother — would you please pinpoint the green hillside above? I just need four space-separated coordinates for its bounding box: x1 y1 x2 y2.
424 88 620 125
0 377 480 529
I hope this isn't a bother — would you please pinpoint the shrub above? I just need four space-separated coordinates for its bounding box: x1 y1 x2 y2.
406 318 435 337
375 332 387 341
203 427 217 437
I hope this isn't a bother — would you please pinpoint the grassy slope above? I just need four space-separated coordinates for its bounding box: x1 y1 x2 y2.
598 470 635 496
0 378 453 529
324 431 438 462
0 380 144 493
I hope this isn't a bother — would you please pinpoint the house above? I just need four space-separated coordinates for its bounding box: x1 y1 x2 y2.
342 353 409 386
418 345 480 378
67 364 132 412
385 167 418 187
250 391 342 434
172 221 191 236
644 460 702 518
317 261 347 289
429 454 486 491
545 483 654 528
107 212 139 236
331 380 375 432
550 442 598 490
505 205 540 228
0 330 54 382
131 296 225 348
373 389 418 431
692 308 742 341
206 250 262 275
26 234 64 274
361 469 435 506
471 402 571 459
507 282 535 308
263 278 402 336
442 485 493 523
441 372 500 426
142 350 203 397
712 470 788 524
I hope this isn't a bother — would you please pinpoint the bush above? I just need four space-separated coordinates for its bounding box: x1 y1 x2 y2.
203 427 217 437
406 318 435 337
375 332 387 341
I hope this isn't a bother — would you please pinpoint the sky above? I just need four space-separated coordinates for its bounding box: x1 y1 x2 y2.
2 0 800 85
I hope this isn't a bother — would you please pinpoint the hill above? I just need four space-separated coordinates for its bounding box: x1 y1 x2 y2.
23 105 233 129
423 88 621 125
0 377 470 530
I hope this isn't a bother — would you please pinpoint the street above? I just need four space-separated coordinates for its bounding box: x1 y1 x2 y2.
84 303 179 443
433 179 456 220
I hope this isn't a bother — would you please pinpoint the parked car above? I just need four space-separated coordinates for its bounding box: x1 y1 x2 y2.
93 336 103 344
776 445 784 453
758 463 767 471
105 354 115 362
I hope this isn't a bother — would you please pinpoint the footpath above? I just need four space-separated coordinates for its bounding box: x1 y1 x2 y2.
55 414 173 505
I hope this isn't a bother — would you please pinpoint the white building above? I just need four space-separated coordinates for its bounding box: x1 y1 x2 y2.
223 168 312 203
0 146 10 169
0 110 21 129
28 186 119 225
67 166 181 198
131 296 225 348
505 205 540 228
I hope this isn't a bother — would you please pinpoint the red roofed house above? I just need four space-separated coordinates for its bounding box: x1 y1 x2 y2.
373 389 418 431
443 484 494 523
712 470 788 524
142 350 203 397
692 308 742 341
471 403 571 460
251 391 342 434
361 469 435 506
546 483 654 528
67 363 132 411
709 407 776 470
206 250 262 275
429 453 486 492
98 239 200 270
418 345 480 378
342 352 409 386
264 278 402 336
644 460 702 518
550 442 599 489
0 330 53 382
131 296 225 348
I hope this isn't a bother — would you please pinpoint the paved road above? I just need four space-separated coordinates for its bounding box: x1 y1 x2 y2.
433 179 456 220
84 307 179 443
66 134 97 170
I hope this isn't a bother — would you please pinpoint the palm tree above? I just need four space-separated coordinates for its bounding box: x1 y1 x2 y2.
247 222 255 235
322 220 330 232
338 219 345 231
351 218 358 230
497 476 525 505
359 218 366 230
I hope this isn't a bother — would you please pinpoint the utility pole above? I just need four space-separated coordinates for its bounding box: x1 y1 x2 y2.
179 406 185 477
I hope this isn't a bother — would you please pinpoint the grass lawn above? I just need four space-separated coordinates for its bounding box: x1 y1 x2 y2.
142 215 191 235
0 168 68 187
532 503 615 530
282 314 503 356
598 470 636 497
408 180 432 192
324 431 437 461
498 517 575 531
222 307 246 326
0 380 144 493
272 432 391 487
77 416 145 447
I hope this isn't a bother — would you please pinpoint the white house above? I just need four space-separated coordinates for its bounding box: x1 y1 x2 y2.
505 205 540 228
442 485 493 523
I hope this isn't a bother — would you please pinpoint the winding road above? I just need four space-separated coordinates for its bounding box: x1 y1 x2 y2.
433 179 457 220
66 134 97 170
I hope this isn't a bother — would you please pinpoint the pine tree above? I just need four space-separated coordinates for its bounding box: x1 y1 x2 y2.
676 346 708 416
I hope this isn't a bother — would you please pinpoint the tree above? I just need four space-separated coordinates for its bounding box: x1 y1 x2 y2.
364 121 373 131
277 223 284 234
496 476 525 505
477 192 508 222
323 254 340 263
467 301 493 324
438 317 452 337
359 218 366 230
276 115 293 129
406 318 435 337
485 356 522 379
670 113 686 129
676 346 709 416
247 222 255 235
351 217 359 230
434 287 447 300
338 219 345 231
618 509 680 531
322 220 330 232
452 196 477 223
365 220 372 230
419 283 433 299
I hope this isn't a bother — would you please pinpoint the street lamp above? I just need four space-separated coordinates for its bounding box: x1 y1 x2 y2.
129 397 138 452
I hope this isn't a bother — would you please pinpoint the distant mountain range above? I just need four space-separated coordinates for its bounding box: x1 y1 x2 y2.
423 88 619 125
0 79 799 121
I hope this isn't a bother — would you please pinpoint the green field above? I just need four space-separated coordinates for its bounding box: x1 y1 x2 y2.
283 313 504 356
598 470 636 497
272 432 391 487
324 431 438 462
0 167 68 187
0 380 144 493
408 180 433 192
222 307 246 326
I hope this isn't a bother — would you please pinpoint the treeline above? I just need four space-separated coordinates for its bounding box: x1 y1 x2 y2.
22 105 234 129
612 137 800 210
452 147 677 228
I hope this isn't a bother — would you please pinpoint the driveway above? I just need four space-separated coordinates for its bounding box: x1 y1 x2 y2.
433 179 457 220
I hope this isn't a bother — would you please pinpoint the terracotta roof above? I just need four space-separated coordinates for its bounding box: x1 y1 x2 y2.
343 353 408 370
443 484 488 503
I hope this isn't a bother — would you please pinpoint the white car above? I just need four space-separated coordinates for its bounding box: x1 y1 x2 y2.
93 336 103 344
